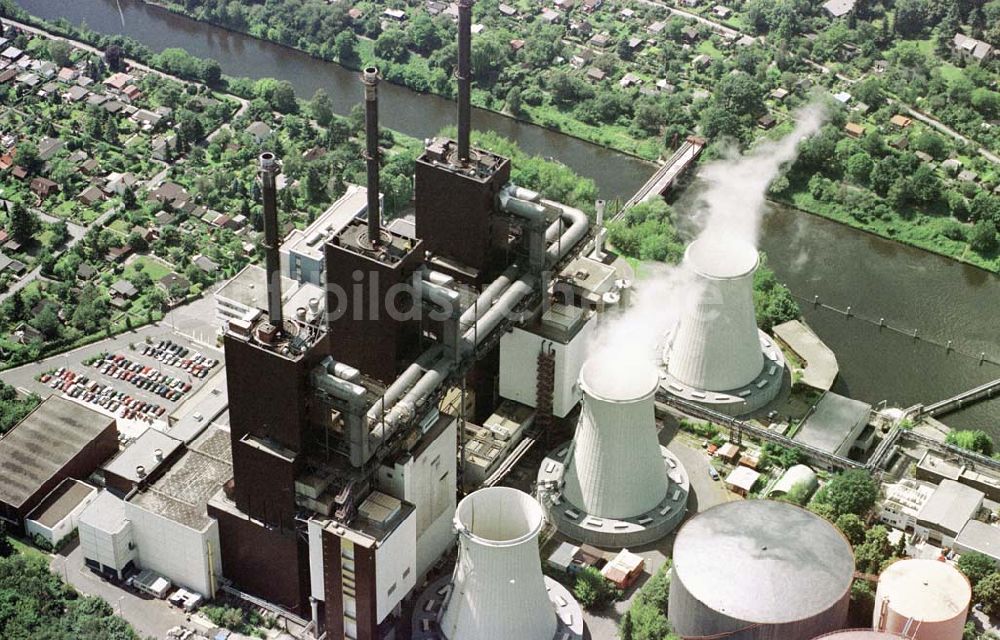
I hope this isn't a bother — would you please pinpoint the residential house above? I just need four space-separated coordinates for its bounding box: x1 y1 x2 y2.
159 273 191 297
62 85 88 103
246 121 272 145
57 67 78 83
953 33 994 63
647 21 665 35
770 87 789 101
712 5 732 18
0 68 16 85
110 280 139 300
78 185 105 206
0 46 23 62
822 0 855 18
36 137 64 162
620 8 636 18
757 114 777 130
151 134 177 162
498 4 517 17
103 72 132 94
76 262 97 281
585 67 606 83
30 177 59 199
148 182 188 207
540 8 561 24
130 109 162 130
619 73 642 89
582 0 603 12
193 255 219 275
844 122 865 138
681 26 700 43
588 33 611 48
889 114 913 129
382 8 406 21
104 172 139 197
106 244 133 263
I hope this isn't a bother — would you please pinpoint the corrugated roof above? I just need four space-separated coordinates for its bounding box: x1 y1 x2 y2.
0 396 114 509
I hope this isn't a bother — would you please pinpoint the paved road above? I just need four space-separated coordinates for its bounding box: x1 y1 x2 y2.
52 543 195 640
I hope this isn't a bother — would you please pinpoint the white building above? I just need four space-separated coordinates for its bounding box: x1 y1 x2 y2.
79 490 138 580
914 479 984 547
499 304 593 418
281 185 373 286
25 479 98 546
880 480 936 532
461 401 535 489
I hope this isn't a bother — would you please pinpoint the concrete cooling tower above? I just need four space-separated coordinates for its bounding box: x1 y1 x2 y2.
661 237 786 417
669 500 854 640
874 559 971 640
536 358 689 547
412 487 583 640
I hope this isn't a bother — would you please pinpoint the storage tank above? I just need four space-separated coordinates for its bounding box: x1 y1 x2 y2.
873 559 971 640
439 487 556 640
561 358 668 519
669 500 854 640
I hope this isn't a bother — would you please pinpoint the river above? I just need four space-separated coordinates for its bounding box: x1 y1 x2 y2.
15 0 1000 433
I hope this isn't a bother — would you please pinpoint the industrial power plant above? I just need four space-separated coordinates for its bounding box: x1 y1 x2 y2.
668 500 855 640
661 236 787 416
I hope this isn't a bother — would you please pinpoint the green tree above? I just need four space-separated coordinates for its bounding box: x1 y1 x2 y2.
573 566 616 610
333 29 358 64
811 469 879 519
620 610 635 640
374 28 409 62
13 141 41 174
969 221 998 255
9 202 39 244
310 88 334 127
912 131 947 160
835 513 866 546
958 552 997 588
975 572 1000 616
946 429 995 455
47 39 72 67
846 152 874 185
30 304 61 340
894 0 931 37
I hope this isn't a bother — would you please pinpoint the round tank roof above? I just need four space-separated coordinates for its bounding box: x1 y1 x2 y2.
877 559 971 623
672 500 855 625
454 487 544 548
579 355 659 404
811 631 907 639
685 236 759 279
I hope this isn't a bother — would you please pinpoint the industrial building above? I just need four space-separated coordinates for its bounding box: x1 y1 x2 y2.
660 237 787 416
214 264 324 333
412 487 583 640
912 478 984 546
873 559 971 640
793 392 874 463
669 500 854 640
916 450 1000 501
102 427 184 496
955 520 1000 566
0 395 117 530
537 358 689 546
24 478 97 545
195 2 618 635
879 479 935 532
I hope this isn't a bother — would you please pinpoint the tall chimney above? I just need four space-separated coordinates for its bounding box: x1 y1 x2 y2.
259 152 283 327
362 67 382 246
456 0 473 164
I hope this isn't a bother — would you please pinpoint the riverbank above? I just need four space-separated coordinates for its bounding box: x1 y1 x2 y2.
139 0 665 162
772 189 999 275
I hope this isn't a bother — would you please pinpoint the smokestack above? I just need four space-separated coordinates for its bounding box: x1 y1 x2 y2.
259 152 283 327
362 66 382 246
456 0 473 163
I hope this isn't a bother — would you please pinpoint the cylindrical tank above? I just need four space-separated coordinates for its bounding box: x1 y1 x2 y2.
667 237 763 391
440 487 556 640
669 500 854 640
873 559 971 640
812 631 907 639
561 358 669 519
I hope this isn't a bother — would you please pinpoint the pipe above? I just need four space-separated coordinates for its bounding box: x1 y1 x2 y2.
543 199 589 264
420 278 461 314
366 361 426 427
321 355 362 383
362 67 381 246
458 266 517 328
462 276 534 349
376 355 452 437
456 0 473 163
259 152 283 327
594 199 607 259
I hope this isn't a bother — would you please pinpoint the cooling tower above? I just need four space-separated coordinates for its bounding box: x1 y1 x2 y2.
669 501 854 640
439 488 556 640
536 356 689 547
661 237 786 416
874 559 971 640
562 359 668 518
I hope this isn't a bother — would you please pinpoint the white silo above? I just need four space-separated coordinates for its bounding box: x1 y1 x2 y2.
874 559 971 640
537 356 690 547
669 500 854 640
438 487 556 640
562 358 668 518
661 237 786 416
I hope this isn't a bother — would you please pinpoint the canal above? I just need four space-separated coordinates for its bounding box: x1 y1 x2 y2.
16 0 1000 433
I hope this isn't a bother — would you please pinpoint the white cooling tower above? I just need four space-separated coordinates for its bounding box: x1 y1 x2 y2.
439 487 556 640
668 237 762 390
874 559 971 640
562 359 668 519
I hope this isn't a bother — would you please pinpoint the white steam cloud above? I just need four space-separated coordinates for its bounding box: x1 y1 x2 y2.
586 104 828 389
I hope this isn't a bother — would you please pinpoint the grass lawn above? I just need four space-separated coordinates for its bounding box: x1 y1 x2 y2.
938 63 966 84
696 39 724 59
107 219 131 235
9 536 48 561
125 255 172 281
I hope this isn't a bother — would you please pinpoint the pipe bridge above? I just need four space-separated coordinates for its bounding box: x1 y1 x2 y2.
655 392 864 471
618 136 705 215
917 378 1000 418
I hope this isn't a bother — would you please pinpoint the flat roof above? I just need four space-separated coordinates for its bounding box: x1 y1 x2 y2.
128 426 232 531
103 428 183 483
283 184 369 262
957 520 1000 560
0 396 115 509
79 489 128 533
794 392 871 455
216 264 298 311
26 478 96 528
917 479 983 536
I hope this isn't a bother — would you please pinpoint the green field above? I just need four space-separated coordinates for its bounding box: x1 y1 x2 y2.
125 256 172 281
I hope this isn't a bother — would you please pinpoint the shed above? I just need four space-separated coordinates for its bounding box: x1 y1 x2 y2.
547 541 581 573
24 478 98 545
725 466 761 497
601 549 644 588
